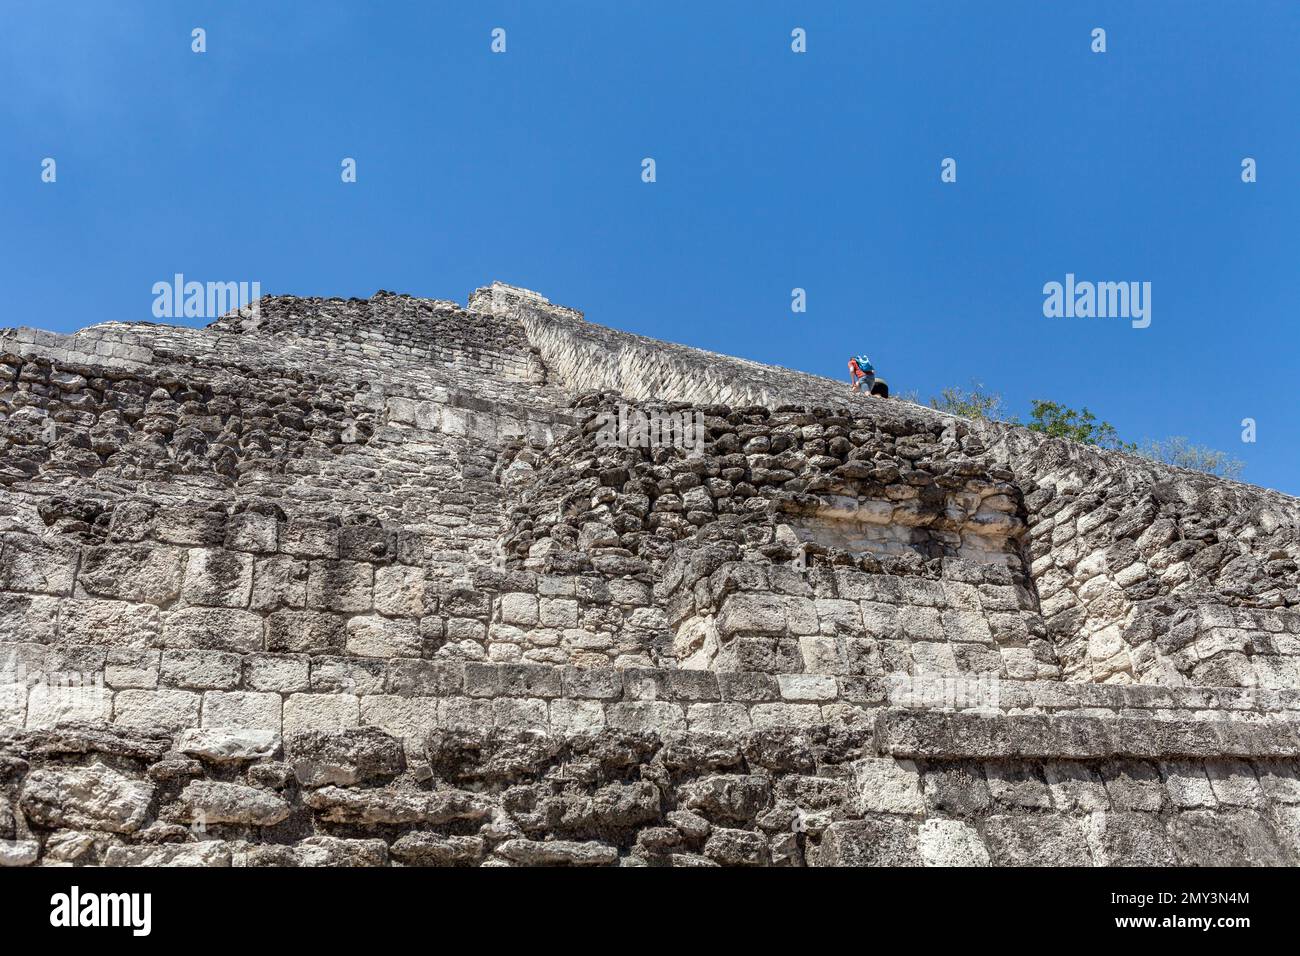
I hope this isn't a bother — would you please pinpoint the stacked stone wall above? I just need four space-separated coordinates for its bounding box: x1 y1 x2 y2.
3 715 1298 867
0 282 1298 866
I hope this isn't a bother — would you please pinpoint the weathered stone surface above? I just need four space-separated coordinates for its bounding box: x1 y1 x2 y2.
680 774 770 822
983 814 1094 866
496 838 618 866
390 831 484 865
180 780 291 826
103 842 233 867
285 727 405 787
918 818 990 866
20 764 155 833
1 283 1298 866
294 836 389 867
816 817 921 866
703 826 769 866
304 785 491 825
0 839 39 866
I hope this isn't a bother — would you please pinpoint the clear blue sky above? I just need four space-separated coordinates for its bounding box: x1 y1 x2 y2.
3 2 1298 494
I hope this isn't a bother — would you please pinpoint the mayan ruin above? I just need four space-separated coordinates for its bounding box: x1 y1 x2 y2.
0 281 1296 869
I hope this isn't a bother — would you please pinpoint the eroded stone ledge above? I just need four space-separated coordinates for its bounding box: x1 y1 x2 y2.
2 720 1298 867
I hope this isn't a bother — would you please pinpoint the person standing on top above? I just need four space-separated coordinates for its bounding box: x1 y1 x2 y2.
848 354 875 393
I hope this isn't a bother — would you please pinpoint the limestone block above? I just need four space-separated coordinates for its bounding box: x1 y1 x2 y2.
161 607 264 654
718 672 779 702
816 818 920 866
160 649 241 690
356 693 439 740
385 659 463 696
284 726 404 787
749 703 821 729
1255 763 1300 804
306 560 373 613
284 693 361 733
78 545 183 604
854 756 925 814
1100 760 1167 811
0 533 78 596
181 780 290 826
243 653 310 693
281 518 339 559
717 593 787 637
26 682 112 727
493 697 548 730
497 839 617 866
0 592 58 643
982 814 1093 866
310 656 385 695
225 512 278 554
606 700 686 733
859 601 899 637
562 667 622 699
895 606 945 642
911 641 958 675
113 688 201 731
0 681 26 725
985 764 1053 808
833 569 891 602
266 610 346 655
783 597 819 636
798 635 848 675
57 600 160 647
1168 809 1286 866
20 764 155 834
105 843 232 867
177 727 281 762
390 833 484 866
338 525 393 563
498 592 539 626
1206 759 1265 807
1084 811 1177 866
622 667 718 702
777 673 837 702
539 597 579 628
550 698 607 733
445 617 487 642
943 610 995 644
202 690 282 731
104 648 160 689
249 556 308 611
1042 761 1110 811
346 615 421 658
438 696 495 730
918 818 990 866
373 565 425 617
609 578 652 605
181 548 253 609
464 662 562 699
685 702 752 734
0 839 40 867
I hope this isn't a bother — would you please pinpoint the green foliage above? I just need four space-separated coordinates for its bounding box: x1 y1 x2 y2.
1136 436 1245 479
924 383 1246 479
928 382 1013 422
1026 400 1134 451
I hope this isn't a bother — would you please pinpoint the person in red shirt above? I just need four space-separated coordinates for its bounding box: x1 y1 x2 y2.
848 354 875 393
